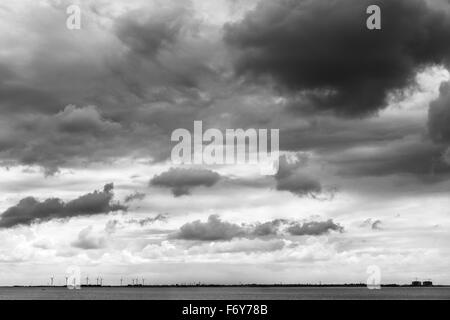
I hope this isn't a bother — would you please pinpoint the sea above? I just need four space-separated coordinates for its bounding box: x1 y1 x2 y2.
0 286 449 300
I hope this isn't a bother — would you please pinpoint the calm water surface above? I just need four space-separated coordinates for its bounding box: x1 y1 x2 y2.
0 287 449 300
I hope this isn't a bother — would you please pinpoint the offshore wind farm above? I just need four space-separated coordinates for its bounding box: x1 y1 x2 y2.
1 276 449 300
1 285 449 300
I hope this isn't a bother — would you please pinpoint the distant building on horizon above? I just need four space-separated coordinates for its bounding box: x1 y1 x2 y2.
423 280 433 287
411 279 433 287
411 280 422 286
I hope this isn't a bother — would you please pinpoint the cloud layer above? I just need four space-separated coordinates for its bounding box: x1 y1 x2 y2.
0 0 449 285
0 183 126 228
150 168 221 196
225 0 450 116
429 81 450 143
171 215 344 241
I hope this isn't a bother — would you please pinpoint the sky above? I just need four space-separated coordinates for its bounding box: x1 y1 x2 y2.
0 0 450 286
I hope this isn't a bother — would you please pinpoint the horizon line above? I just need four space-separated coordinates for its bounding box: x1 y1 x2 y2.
2 283 449 288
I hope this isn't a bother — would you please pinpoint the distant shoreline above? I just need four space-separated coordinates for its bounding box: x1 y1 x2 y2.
2 284 449 288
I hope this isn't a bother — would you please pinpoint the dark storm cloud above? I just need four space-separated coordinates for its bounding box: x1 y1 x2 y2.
331 139 450 177
443 148 450 165
0 104 176 175
276 172 323 197
225 0 450 116
252 219 288 236
0 82 61 114
0 0 447 191
171 215 246 241
115 8 186 58
287 219 344 236
0 105 131 174
279 114 424 152
0 64 61 114
0 2 216 172
112 2 217 92
150 168 221 196
171 215 344 241
54 105 121 135
275 154 325 197
429 81 450 143
124 191 147 203
0 184 126 228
